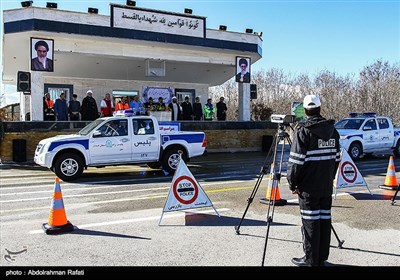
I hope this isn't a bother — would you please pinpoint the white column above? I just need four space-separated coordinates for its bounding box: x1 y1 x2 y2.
238 82 250 121
20 93 30 121
30 72 44 121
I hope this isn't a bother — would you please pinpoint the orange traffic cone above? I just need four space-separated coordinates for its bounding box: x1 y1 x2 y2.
260 170 287 206
42 177 74 234
379 156 399 190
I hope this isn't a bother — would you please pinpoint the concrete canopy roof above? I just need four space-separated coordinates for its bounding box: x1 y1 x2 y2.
3 7 262 87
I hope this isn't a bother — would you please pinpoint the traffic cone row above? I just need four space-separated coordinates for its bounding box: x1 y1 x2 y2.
42 177 74 234
379 156 399 190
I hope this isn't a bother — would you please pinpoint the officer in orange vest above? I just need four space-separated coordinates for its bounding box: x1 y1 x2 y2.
43 93 55 121
115 97 130 111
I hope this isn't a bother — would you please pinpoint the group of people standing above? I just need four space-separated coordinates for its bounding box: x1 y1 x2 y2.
43 91 75 121
43 89 108 121
126 95 228 121
156 96 227 121
44 91 229 122
204 96 228 121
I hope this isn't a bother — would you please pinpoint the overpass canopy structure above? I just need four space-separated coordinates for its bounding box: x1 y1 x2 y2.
2 3 262 121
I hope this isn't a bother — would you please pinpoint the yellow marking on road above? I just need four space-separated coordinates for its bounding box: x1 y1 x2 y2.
205 186 253 193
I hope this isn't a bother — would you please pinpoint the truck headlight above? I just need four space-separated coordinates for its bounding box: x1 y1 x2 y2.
36 143 46 154
340 135 347 140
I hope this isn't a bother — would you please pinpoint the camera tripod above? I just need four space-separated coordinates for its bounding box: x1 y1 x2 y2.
233 123 344 266
234 123 291 236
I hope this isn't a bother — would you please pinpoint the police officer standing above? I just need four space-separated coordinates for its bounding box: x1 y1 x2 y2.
287 94 340 267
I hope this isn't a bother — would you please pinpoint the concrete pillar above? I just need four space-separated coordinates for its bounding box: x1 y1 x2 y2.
20 93 30 121
30 72 44 121
238 82 250 121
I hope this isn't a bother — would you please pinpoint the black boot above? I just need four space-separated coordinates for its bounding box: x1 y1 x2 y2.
291 256 312 267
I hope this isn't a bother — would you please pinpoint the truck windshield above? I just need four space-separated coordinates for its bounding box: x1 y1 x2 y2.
78 119 104 136
335 119 363 130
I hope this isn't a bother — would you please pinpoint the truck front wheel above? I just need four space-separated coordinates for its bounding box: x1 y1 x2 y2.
162 148 187 174
54 153 84 181
394 141 400 157
349 143 362 160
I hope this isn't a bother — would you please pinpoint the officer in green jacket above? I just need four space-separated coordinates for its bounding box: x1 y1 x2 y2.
203 98 215 121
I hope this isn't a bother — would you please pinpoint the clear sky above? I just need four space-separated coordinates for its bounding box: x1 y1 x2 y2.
1 0 399 105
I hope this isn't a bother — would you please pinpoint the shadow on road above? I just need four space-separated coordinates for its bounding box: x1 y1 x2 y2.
335 245 400 258
71 227 151 240
348 193 394 201
183 213 297 227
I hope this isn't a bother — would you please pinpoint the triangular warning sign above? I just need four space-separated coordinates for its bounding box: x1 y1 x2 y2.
159 157 219 224
334 149 371 197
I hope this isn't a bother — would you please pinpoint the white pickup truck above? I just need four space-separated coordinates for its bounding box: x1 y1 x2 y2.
34 112 206 181
334 113 400 160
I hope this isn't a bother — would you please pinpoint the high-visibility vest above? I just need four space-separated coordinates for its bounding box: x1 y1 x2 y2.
116 102 129 111
45 99 54 108
204 104 215 120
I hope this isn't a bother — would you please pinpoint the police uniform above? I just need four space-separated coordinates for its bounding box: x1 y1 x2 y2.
287 109 340 266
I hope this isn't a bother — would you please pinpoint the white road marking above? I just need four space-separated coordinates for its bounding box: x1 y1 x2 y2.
29 208 230 234
0 180 252 202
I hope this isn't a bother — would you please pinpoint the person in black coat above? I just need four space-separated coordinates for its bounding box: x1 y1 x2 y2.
68 94 81 121
181 96 193 120
287 94 340 267
81 90 98 121
216 96 228 121
192 97 203 120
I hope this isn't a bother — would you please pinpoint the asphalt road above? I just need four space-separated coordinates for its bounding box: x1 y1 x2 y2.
0 152 399 270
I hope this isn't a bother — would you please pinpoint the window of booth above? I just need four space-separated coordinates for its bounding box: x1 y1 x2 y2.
175 88 195 104
44 84 73 103
112 90 139 105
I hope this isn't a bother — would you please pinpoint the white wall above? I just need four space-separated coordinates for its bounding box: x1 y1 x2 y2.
43 77 210 111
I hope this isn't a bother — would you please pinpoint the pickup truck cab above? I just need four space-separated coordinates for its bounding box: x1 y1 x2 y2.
34 111 206 181
334 112 400 160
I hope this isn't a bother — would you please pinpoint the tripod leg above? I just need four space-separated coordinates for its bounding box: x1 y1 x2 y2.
235 133 279 235
261 178 277 266
331 224 344 249
261 215 273 266
234 171 265 234
391 184 399 205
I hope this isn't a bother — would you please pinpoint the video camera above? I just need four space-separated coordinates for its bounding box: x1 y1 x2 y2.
270 114 296 125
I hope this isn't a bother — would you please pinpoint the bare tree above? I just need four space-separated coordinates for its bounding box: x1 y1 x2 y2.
356 60 400 125
312 70 357 121
210 59 400 125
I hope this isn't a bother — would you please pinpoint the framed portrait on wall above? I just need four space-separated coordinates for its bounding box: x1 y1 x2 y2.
31 38 54 72
235 56 251 83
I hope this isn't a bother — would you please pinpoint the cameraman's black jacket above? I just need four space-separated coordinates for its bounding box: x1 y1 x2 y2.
287 115 340 196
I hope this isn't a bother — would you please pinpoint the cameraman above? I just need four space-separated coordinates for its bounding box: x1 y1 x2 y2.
287 94 340 267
